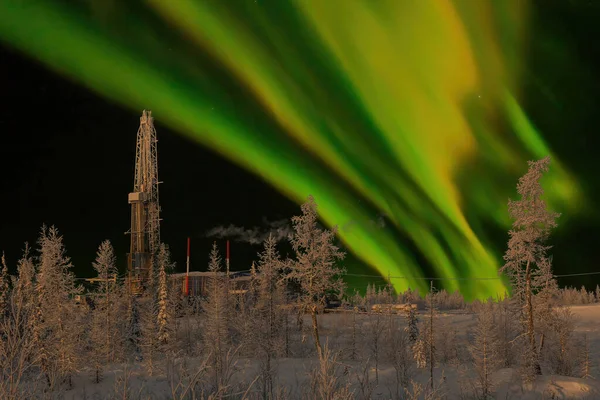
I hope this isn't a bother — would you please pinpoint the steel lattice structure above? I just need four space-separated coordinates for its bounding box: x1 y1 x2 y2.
126 110 161 294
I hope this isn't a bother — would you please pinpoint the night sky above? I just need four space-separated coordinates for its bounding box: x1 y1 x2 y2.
0 44 298 279
1 0 599 298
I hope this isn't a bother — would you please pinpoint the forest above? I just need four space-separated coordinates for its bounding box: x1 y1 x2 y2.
1 157 599 399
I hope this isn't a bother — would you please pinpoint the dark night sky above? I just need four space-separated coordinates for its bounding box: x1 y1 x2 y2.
0 45 298 278
1 0 600 292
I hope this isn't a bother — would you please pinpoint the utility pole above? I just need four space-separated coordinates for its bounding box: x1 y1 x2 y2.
429 279 434 390
185 237 190 296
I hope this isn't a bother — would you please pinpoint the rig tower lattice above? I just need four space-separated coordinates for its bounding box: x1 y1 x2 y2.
126 110 161 294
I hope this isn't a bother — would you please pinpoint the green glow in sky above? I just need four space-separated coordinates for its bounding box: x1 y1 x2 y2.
0 0 585 300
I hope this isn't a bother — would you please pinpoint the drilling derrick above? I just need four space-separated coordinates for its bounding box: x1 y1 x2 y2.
126 110 161 295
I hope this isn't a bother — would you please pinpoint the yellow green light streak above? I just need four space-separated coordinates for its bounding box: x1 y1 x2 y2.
0 0 584 300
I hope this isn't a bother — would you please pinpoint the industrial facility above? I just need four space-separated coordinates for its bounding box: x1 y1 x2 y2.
124 110 248 297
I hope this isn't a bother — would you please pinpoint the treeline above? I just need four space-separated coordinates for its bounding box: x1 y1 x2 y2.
0 156 597 400
357 282 600 311
0 196 350 399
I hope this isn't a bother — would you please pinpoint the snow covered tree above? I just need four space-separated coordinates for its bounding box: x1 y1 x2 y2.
386 308 414 396
138 293 159 375
250 234 287 399
89 240 120 382
366 309 386 383
124 290 142 361
405 303 419 344
348 306 359 361
547 306 574 376
156 243 174 346
34 225 83 390
287 195 346 360
424 282 437 389
436 319 459 365
365 283 377 307
499 156 560 378
94 241 119 358
578 334 593 379
469 301 500 400
201 242 230 391
495 294 519 368
13 244 35 312
0 285 38 400
0 253 10 319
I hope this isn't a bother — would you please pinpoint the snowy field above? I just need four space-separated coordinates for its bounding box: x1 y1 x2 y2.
45 304 600 400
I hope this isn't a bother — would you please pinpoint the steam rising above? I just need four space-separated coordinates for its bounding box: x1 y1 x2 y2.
205 218 293 245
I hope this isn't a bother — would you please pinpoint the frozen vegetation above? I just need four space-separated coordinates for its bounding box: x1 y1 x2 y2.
1 157 599 399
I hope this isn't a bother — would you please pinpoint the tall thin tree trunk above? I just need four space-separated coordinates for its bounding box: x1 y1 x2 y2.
106 278 111 363
483 336 488 399
429 280 434 390
525 261 541 375
311 306 323 360
284 313 290 358
351 308 357 361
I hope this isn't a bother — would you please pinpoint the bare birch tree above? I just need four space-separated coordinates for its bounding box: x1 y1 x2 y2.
250 234 286 399
469 301 500 400
387 310 414 396
366 310 386 384
547 306 574 376
495 293 519 368
0 287 38 400
287 195 346 360
499 156 560 378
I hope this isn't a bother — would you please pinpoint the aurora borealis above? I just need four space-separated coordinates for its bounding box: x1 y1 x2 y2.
0 1 592 300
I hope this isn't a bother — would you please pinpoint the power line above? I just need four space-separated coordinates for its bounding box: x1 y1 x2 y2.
344 271 600 281
555 271 600 278
72 270 600 282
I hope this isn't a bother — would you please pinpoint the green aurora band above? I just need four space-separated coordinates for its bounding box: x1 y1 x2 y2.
0 0 585 300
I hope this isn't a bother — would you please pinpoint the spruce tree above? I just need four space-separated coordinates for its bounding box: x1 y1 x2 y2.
89 240 119 382
34 225 82 389
93 241 119 360
156 243 174 346
202 242 230 391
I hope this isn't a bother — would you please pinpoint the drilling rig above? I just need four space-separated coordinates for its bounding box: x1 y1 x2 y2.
126 110 161 295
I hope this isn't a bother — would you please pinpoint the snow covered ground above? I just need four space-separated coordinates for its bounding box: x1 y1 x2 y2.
51 304 600 399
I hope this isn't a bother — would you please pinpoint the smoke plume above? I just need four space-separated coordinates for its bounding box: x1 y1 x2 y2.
205 218 293 245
